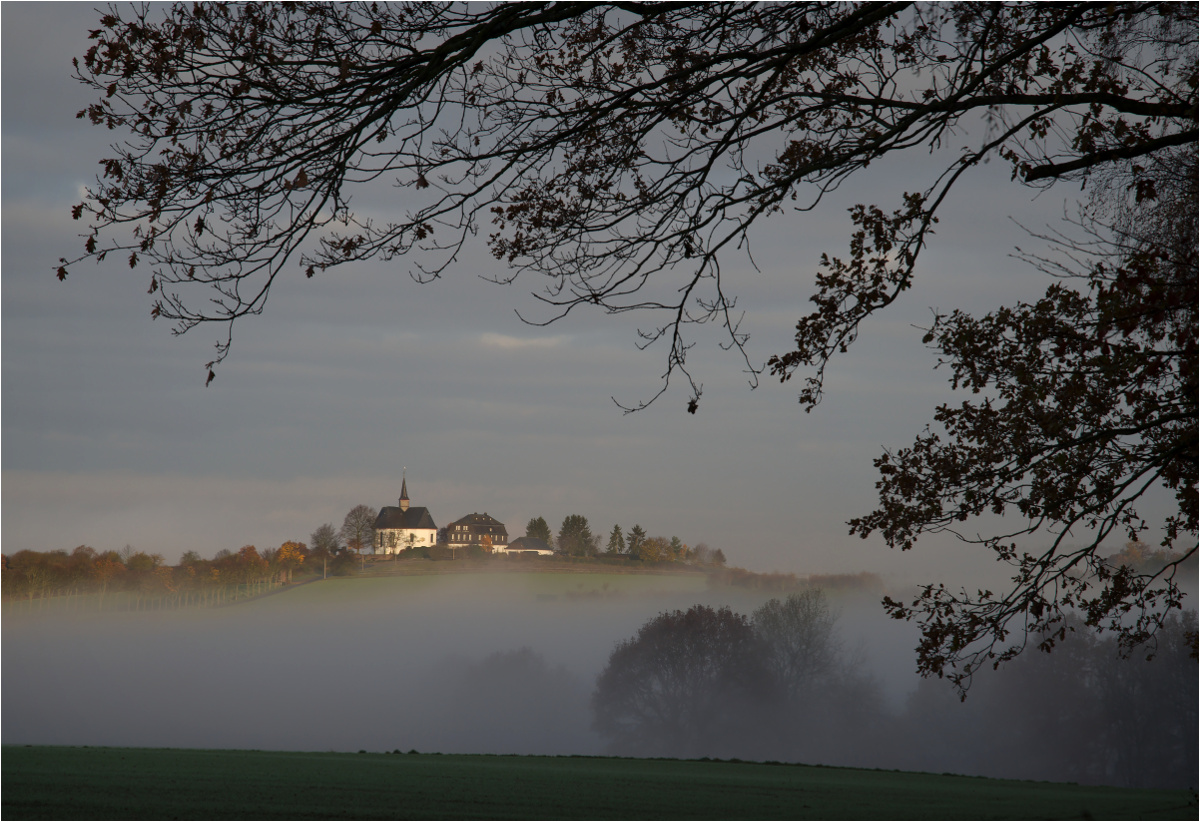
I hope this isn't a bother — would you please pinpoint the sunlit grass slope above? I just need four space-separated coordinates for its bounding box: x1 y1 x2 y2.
238 570 740 619
4 746 1194 820
269 571 712 604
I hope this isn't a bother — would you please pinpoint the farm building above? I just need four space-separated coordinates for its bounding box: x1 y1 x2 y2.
499 536 555 556
446 512 508 552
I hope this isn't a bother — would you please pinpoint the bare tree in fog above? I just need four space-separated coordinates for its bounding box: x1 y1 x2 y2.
900 610 1198 789
310 523 338 556
340 505 377 555
753 590 839 698
416 648 593 756
1093 612 1199 788
592 605 774 758
752 592 890 767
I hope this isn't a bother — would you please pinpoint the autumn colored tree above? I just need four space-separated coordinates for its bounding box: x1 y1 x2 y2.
124 551 162 574
5 551 55 600
235 545 269 584
276 540 307 582
91 552 126 595
60 3 1197 681
634 536 672 563
66 545 98 584
144 566 177 596
1105 541 1196 576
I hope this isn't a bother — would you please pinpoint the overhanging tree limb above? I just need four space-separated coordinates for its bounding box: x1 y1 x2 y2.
59 2 1197 690
1025 129 1200 181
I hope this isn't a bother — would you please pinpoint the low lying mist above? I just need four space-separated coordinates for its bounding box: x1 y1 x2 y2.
3 572 1194 789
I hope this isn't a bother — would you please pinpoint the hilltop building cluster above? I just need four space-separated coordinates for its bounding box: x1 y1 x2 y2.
372 478 553 556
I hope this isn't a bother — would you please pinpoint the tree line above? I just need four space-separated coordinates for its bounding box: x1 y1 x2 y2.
591 592 1198 790
525 515 726 566
1 536 355 610
0 508 729 607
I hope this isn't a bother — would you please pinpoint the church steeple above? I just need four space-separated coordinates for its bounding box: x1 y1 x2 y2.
399 472 410 512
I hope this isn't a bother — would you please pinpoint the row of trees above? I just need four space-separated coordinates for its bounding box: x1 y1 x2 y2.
2 545 171 602
3 504 728 604
526 516 726 565
1 538 362 608
305 505 379 556
592 595 1198 788
5 500 401 606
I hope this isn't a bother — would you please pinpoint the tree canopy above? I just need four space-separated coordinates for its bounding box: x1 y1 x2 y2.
525 516 553 545
61 2 1196 688
592 605 771 757
605 524 625 556
557 514 597 557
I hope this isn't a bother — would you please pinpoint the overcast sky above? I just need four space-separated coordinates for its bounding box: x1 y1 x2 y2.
2 4 1153 587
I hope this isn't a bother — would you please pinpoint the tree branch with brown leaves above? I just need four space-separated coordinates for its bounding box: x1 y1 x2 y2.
59 2 1196 687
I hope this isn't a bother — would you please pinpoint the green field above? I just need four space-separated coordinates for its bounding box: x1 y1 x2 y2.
3 746 1194 820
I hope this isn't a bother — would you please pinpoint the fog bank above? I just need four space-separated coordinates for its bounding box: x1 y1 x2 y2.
4 573 1193 789
4 575 832 753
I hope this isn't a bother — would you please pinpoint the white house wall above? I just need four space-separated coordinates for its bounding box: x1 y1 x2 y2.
375 528 437 554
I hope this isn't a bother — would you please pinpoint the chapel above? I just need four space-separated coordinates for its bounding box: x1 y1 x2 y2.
373 477 438 553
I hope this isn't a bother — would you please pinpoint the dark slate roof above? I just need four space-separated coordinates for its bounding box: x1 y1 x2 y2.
375 506 437 531
506 536 553 553
447 512 508 535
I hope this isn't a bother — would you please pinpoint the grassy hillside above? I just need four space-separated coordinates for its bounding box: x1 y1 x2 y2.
3 746 1194 820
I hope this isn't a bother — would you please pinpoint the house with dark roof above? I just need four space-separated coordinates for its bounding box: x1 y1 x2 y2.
446 512 508 553
500 536 555 556
373 477 437 554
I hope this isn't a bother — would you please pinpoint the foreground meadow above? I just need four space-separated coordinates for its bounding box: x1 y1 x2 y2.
4 745 1194 820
